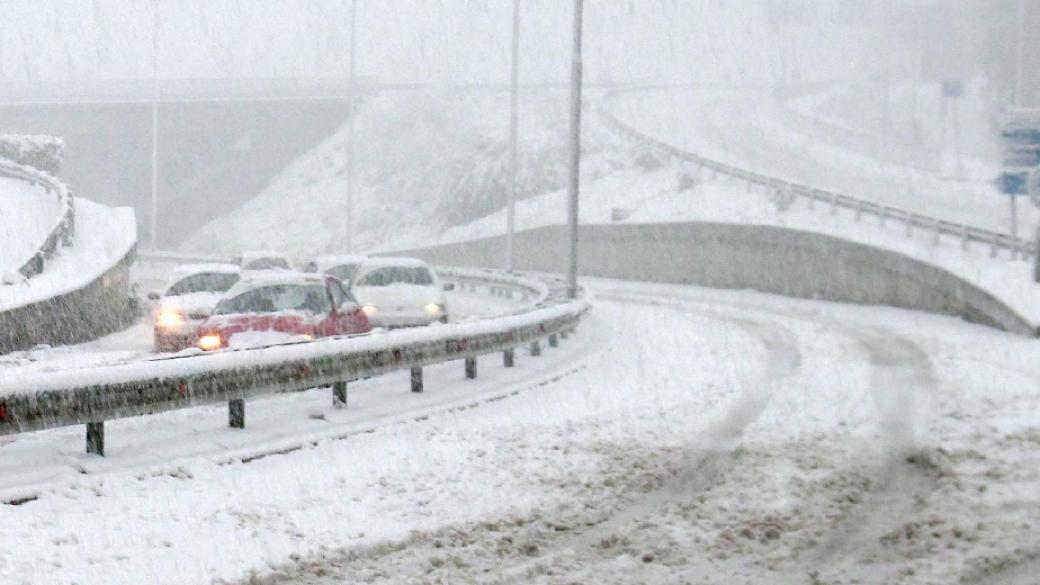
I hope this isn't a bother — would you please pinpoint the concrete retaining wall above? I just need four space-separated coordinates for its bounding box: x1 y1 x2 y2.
0 247 137 353
396 222 1035 336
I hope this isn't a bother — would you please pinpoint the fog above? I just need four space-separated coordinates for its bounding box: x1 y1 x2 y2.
3 3 1040 584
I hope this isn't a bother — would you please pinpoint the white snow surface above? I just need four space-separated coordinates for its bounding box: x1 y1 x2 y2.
0 175 61 274
2 279 1038 585
0 198 136 311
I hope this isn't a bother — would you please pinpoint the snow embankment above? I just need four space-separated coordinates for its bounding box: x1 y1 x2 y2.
0 198 136 312
0 175 62 276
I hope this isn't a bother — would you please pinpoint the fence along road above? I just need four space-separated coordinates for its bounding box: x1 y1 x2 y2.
600 90 1036 262
0 268 589 457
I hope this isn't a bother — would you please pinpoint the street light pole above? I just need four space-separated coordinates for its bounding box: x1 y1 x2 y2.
505 0 520 272
149 0 160 252
566 0 583 299
345 0 357 253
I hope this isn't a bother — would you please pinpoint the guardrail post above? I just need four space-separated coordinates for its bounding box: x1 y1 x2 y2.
991 233 1000 258
229 399 245 429
854 200 863 223
464 356 477 379
333 381 347 408
879 208 888 227
806 192 815 211
905 214 913 238
548 333 559 348
503 348 515 367
830 192 838 216
530 340 542 356
86 421 104 456
932 220 941 247
961 226 969 251
411 367 423 393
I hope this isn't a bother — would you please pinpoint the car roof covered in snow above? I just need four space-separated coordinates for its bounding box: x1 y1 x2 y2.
357 256 432 270
308 254 368 272
169 263 241 280
224 271 328 296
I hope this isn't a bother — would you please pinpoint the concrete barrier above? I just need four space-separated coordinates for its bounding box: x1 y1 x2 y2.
395 222 1035 336
0 247 137 353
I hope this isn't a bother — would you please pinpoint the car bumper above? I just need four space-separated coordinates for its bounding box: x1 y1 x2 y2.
153 322 204 352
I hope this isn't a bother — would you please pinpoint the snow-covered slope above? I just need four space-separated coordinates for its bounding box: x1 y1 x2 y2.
180 90 652 256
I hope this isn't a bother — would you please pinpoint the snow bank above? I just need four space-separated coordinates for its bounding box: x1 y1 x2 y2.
0 133 63 174
0 198 136 312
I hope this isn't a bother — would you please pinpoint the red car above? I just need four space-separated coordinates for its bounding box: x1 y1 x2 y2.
194 272 370 351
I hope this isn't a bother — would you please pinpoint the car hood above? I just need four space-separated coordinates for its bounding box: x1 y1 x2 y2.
352 284 445 308
159 292 225 317
199 311 318 336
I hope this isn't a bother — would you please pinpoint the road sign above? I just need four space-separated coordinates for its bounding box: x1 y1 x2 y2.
998 111 1040 196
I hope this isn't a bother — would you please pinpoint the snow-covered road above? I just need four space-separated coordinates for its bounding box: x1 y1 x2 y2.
3 278 1038 584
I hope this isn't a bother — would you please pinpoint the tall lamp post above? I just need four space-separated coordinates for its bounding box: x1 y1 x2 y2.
345 0 357 253
565 0 583 299
149 0 160 252
505 0 520 272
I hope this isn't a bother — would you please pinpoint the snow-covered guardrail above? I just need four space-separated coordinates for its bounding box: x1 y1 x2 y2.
0 269 588 457
600 91 1035 261
0 158 75 279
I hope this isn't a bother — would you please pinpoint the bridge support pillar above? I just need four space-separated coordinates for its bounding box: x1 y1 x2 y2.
333 382 347 408
86 421 104 456
229 399 245 429
411 367 423 393
465 357 477 379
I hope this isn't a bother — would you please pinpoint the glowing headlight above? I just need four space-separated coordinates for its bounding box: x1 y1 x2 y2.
362 305 378 317
196 334 224 351
300 333 314 341
424 303 443 315
155 309 184 328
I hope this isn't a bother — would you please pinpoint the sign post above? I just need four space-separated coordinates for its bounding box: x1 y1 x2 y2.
997 111 1040 263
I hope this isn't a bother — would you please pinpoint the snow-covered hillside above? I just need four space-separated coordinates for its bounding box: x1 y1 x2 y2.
180 89 658 255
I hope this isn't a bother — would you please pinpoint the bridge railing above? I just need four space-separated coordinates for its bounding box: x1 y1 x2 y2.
600 91 1036 262
0 158 75 281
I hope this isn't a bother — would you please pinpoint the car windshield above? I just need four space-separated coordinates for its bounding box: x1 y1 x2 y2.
243 257 290 270
165 272 239 296
214 284 329 315
326 263 359 282
355 266 434 287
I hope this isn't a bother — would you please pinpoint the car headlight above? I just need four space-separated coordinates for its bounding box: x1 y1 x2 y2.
156 309 184 328
424 303 444 315
362 305 378 317
196 334 224 351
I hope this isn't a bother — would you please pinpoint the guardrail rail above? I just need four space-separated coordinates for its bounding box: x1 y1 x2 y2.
0 268 589 457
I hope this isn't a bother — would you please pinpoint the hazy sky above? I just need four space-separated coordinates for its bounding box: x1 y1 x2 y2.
0 0 885 86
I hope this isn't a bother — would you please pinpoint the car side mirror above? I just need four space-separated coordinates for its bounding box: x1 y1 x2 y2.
443 283 455 291
147 290 161 301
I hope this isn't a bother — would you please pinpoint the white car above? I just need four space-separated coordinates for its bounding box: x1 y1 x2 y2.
350 257 454 327
300 254 368 285
148 263 241 352
234 250 292 272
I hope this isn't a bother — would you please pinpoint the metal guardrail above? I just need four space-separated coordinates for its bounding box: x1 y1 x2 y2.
0 158 75 280
0 268 588 457
600 91 1037 261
